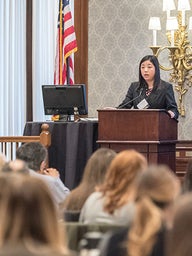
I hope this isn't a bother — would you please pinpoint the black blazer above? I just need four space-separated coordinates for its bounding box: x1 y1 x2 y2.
118 80 179 119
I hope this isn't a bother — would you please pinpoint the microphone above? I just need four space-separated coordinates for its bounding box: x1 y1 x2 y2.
117 88 144 109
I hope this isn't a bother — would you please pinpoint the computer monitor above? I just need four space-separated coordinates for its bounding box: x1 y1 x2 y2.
42 84 88 116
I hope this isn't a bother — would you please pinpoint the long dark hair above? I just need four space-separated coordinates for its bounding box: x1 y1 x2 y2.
139 55 160 89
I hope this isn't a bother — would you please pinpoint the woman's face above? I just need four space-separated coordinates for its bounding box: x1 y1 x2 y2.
140 60 155 84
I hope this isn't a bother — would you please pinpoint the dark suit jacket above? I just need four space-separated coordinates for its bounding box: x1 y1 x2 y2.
118 80 179 119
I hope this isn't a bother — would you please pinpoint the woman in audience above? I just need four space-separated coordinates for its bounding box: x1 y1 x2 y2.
99 164 181 256
61 148 116 220
167 192 192 256
79 149 147 225
0 173 71 256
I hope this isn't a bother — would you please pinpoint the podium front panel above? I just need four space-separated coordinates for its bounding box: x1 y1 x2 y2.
98 109 177 141
97 109 178 172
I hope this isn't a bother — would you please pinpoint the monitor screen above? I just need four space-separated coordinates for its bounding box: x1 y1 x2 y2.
42 84 88 116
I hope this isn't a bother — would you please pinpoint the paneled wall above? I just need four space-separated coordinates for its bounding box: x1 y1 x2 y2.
88 0 192 140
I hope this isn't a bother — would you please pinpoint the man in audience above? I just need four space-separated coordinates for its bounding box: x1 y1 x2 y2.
16 142 70 208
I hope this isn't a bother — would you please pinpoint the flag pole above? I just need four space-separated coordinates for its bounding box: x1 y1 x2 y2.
66 57 70 84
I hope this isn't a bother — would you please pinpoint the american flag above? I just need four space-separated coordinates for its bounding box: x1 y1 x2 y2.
54 0 77 85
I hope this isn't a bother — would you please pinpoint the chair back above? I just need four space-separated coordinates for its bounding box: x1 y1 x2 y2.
64 210 81 222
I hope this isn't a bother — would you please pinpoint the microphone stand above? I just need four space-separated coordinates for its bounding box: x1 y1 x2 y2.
117 88 144 109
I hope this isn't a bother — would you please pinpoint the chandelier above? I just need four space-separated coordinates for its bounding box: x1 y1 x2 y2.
148 0 192 116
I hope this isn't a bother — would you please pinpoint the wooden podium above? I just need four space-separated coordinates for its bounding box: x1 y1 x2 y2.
97 109 178 172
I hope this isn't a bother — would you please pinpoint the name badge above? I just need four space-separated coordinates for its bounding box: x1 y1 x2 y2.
137 99 149 109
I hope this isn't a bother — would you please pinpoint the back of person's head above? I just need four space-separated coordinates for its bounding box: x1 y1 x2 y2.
167 193 192 256
135 164 180 204
1 159 29 174
182 159 192 192
16 142 47 172
0 173 68 253
128 164 181 256
139 55 160 87
62 148 116 211
82 148 117 187
100 149 147 214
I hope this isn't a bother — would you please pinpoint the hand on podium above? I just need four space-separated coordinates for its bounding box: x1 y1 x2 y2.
167 110 175 119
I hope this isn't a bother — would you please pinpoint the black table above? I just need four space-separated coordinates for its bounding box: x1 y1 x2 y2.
23 121 99 189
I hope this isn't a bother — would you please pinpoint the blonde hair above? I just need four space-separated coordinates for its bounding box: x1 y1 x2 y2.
100 149 147 214
128 165 180 256
0 173 69 254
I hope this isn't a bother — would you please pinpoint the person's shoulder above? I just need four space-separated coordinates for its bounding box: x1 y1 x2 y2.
157 80 175 93
128 82 140 92
84 191 103 208
79 191 103 222
130 81 139 87
30 170 65 187
36 172 55 182
28 169 41 177
86 191 103 201
160 80 172 88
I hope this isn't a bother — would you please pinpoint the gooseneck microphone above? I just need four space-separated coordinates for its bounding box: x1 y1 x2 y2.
117 88 144 109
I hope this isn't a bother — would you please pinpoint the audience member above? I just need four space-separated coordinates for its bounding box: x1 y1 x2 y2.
79 149 147 225
61 148 117 214
1 159 29 174
166 192 192 256
99 164 181 256
16 142 70 209
0 173 71 256
182 159 192 192
0 153 6 171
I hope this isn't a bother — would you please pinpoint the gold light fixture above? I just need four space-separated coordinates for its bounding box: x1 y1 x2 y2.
148 0 192 116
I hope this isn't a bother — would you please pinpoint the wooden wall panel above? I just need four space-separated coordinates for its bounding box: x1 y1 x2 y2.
74 0 88 95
